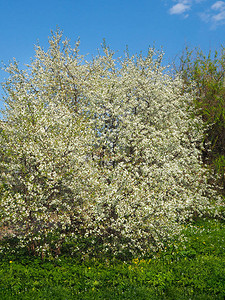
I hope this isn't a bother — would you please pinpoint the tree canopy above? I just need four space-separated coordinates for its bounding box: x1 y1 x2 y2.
179 46 225 194
0 31 223 258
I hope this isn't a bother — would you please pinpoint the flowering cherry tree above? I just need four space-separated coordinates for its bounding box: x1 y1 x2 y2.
0 31 223 258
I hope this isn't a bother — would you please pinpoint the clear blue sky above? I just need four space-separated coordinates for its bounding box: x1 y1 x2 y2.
0 0 224 111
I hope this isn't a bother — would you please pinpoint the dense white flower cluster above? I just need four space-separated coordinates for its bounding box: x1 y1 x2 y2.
0 31 223 258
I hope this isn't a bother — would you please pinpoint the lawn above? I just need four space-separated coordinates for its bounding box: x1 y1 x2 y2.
0 218 224 299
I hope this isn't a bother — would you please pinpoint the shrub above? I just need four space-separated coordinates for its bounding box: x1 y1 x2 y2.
178 46 225 193
0 30 223 258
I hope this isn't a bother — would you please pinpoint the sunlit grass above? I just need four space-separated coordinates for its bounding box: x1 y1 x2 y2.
0 218 224 299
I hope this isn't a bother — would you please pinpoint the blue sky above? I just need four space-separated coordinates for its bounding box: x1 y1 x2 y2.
0 0 224 111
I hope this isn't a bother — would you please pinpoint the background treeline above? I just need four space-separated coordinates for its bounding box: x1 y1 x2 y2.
178 46 225 194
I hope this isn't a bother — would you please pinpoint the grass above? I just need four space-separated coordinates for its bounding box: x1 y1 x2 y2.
0 218 224 299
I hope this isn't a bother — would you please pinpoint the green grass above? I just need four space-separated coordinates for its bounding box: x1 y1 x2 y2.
0 218 224 299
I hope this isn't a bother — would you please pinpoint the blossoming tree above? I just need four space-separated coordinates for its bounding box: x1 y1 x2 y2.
0 31 222 258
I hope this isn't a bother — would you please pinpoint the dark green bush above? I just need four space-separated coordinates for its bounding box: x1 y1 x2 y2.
179 46 225 194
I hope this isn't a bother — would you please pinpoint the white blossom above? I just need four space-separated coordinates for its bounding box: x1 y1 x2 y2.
0 30 223 258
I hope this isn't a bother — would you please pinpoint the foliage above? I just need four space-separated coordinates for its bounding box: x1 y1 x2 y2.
0 30 223 258
0 219 224 299
178 46 225 193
